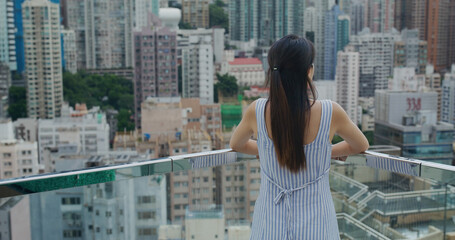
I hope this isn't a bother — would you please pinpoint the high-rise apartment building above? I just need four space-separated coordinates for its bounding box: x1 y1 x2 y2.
135 0 159 29
314 0 335 80
449 0 455 66
182 0 209 28
0 0 17 71
178 28 225 64
323 4 350 80
133 13 178 128
393 29 427 74
303 7 317 43
61 0 85 69
348 1 365 36
364 0 395 33
441 66 455 125
229 0 307 46
335 46 359 124
23 0 64 119
84 0 134 69
426 0 451 71
61 29 77 74
13 0 26 74
182 35 214 104
350 29 397 97
0 62 11 98
403 0 426 39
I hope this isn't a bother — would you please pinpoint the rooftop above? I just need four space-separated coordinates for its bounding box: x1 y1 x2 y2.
228 58 262 65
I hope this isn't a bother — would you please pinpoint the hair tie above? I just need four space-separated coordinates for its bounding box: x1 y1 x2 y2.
272 66 279 71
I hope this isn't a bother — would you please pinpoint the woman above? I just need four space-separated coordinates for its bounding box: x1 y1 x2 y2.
229 35 369 239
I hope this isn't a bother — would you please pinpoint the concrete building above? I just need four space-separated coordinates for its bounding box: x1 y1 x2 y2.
140 98 221 149
313 80 337 101
449 0 455 67
61 0 86 70
323 4 350 80
0 119 38 179
181 0 209 28
13 118 38 142
23 0 64 119
0 62 11 99
442 65 455 125
84 0 133 69
364 0 395 33
37 104 109 163
0 196 32 240
425 0 451 71
135 0 159 29
182 35 214 104
374 90 454 164
61 29 77 74
0 0 16 71
348 0 365 36
303 7 317 43
335 47 359 124
226 58 265 87
133 13 178 128
350 29 397 97
178 28 225 64
393 28 427 74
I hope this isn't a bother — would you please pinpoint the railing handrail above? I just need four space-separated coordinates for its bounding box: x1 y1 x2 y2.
0 149 454 198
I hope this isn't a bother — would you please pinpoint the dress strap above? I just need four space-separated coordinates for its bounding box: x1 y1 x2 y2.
255 98 268 139
319 100 333 141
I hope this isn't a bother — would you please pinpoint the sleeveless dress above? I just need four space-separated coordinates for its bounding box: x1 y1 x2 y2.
250 98 340 240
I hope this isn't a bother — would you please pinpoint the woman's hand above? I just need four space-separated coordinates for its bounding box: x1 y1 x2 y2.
230 101 259 156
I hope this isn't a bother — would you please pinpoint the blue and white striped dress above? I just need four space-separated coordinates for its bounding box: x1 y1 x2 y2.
250 98 340 240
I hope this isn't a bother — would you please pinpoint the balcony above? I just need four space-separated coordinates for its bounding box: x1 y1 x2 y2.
0 150 455 239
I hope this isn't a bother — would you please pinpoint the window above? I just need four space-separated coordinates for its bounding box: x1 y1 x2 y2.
63 230 82 238
61 197 81 205
137 211 155 220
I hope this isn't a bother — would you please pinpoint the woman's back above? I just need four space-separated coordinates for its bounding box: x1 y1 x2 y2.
250 98 339 240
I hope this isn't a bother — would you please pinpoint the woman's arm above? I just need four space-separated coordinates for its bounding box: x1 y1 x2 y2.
229 101 259 155
331 102 369 158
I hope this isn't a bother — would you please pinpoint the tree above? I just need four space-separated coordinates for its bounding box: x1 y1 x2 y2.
215 74 238 100
63 71 135 131
209 0 229 32
7 86 27 120
179 21 194 29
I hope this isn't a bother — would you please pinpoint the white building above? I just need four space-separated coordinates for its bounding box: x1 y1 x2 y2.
389 67 426 91
227 58 265 87
13 118 38 142
303 7 317 38
335 47 359 124
313 80 337 101
135 0 159 29
23 0 64 119
38 104 109 163
350 28 398 97
185 205 224 240
178 28 225 64
182 35 214 104
442 65 455 125
0 0 16 71
0 119 39 179
61 29 77 74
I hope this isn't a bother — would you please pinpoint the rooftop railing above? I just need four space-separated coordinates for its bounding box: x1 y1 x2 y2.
1 149 455 239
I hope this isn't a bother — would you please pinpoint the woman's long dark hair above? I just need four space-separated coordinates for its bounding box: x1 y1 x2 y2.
266 34 316 173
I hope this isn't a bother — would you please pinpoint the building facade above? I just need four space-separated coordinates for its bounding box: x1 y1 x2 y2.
182 0 209 28
133 13 178 128
0 0 17 71
23 0 64 119
61 29 77 74
182 35 214 104
393 29 427 74
350 29 397 97
227 58 265 87
335 47 359 124
375 90 454 164
442 66 455 125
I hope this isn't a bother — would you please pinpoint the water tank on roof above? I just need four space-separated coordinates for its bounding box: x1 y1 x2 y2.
159 8 181 31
